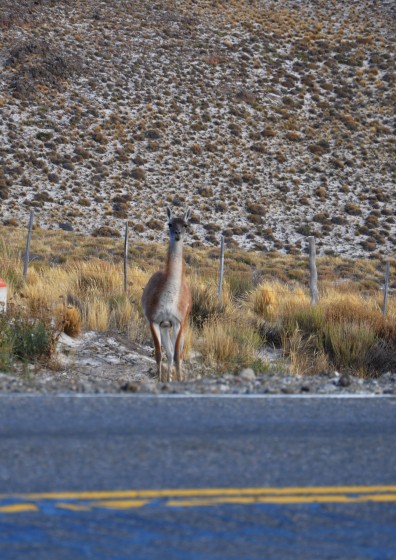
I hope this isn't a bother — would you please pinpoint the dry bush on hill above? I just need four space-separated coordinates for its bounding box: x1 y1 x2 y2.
6 39 83 98
0 0 68 28
0 0 394 257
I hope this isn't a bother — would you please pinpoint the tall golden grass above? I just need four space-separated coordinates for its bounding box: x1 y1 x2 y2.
253 282 396 376
196 316 264 372
0 226 395 376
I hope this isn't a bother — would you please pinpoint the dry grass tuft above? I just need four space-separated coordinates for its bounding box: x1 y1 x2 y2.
190 275 233 327
250 282 278 319
83 297 110 332
56 304 81 338
323 320 377 374
282 329 329 376
198 315 263 372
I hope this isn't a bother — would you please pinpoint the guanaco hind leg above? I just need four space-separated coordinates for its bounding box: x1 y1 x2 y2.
174 321 186 382
149 322 163 381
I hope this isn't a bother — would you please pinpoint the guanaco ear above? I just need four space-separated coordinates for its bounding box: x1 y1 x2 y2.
167 207 173 222
183 208 191 225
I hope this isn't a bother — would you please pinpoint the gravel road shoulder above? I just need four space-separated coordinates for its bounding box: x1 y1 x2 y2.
0 331 395 396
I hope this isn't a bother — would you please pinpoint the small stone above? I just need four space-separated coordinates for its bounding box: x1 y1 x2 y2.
338 374 351 387
217 384 230 393
320 383 337 393
104 354 122 365
300 385 310 392
120 382 140 393
365 379 379 387
59 222 74 232
318 371 333 378
239 368 256 382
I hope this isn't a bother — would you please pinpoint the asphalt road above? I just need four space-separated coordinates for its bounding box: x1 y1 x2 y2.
1 394 396 559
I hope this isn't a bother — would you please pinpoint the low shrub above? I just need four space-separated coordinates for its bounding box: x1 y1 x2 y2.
0 309 56 369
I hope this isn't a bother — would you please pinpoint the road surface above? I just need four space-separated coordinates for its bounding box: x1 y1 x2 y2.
0 394 396 559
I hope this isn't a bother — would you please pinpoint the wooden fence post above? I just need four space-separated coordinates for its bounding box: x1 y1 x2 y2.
382 260 390 317
308 236 319 305
123 221 128 294
23 210 34 282
218 234 225 303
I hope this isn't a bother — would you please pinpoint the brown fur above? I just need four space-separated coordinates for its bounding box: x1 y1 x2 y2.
141 208 192 382
141 271 166 320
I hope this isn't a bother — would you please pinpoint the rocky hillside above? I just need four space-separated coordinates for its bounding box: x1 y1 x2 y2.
0 0 394 258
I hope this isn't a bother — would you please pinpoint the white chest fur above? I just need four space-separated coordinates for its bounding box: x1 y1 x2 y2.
155 253 183 325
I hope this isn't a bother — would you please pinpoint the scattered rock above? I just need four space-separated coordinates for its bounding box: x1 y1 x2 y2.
239 368 256 382
217 384 229 393
338 374 351 387
59 222 74 232
120 382 140 393
0 331 395 396
319 383 338 393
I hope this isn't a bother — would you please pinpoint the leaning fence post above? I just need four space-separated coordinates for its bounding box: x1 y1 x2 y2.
382 260 390 317
218 234 225 303
123 221 129 294
308 236 319 305
23 209 34 282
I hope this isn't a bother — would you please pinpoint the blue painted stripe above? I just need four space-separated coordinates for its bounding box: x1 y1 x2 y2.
0 503 395 560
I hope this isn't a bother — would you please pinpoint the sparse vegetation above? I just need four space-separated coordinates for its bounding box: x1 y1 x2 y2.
0 226 395 377
0 308 57 370
0 0 394 381
0 0 393 258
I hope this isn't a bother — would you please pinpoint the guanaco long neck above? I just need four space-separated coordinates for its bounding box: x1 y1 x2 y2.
165 237 184 285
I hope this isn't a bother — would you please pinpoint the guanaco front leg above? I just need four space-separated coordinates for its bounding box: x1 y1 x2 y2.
161 326 174 382
173 321 186 382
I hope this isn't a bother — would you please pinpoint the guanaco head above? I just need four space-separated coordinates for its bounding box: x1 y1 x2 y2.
167 207 191 242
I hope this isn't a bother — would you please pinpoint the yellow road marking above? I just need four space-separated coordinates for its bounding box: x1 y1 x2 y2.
56 500 149 511
92 499 150 509
56 503 92 512
4 485 396 502
1 486 396 513
166 493 396 507
0 504 38 513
